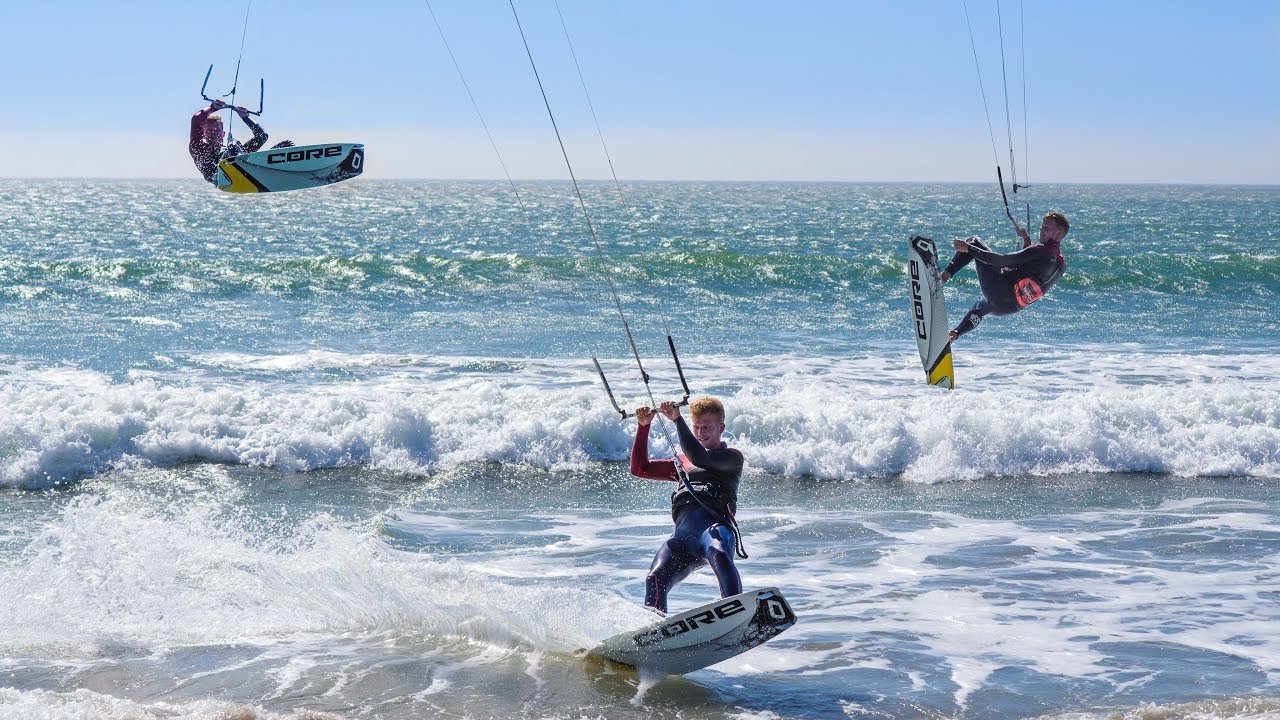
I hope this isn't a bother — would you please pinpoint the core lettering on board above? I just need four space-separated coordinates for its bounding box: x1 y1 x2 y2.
266 146 344 164
632 598 747 647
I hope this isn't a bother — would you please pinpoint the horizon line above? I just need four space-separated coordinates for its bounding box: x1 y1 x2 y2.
3 177 1277 188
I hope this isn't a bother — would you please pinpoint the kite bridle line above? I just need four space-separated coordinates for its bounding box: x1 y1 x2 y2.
552 0 690 410
963 0 1033 239
199 65 264 118
593 335 691 421
550 0 691 404
419 0 688 415
553 0 624 204
1017 0 1032 228
506 0 688 425
423 0 531 216
508 0 744 558
199 0 262 148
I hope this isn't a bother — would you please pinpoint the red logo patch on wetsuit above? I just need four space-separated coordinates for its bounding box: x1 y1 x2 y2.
1013 277 1045 308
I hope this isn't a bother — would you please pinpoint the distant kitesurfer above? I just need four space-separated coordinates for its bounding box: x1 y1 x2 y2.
630 397 744 614
188 99 292 184
941 211 1070 342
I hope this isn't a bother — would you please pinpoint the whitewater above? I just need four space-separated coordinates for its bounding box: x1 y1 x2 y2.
1 179 1277 719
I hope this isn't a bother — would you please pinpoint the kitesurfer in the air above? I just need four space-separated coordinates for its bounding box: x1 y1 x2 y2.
630 397 744 614
941 211 1069 342
189 99 290 184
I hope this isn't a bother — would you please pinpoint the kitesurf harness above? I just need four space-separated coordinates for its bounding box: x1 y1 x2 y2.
670 433 748 560
1012 245 1064 308
705 500 748 560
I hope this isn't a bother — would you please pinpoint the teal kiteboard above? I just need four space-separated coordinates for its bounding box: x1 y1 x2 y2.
588 587 797 676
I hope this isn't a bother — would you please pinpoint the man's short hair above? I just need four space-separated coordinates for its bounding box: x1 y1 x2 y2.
689 396 725 424
1044 211 1069 235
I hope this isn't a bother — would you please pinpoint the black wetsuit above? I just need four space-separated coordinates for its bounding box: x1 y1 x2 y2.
630 416 744 614
188 113 269 184
944 235 1066 339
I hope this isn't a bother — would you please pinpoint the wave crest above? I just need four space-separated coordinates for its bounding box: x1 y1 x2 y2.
2 360 1277 488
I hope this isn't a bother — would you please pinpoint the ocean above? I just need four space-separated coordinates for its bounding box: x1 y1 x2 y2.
1 179 1278 719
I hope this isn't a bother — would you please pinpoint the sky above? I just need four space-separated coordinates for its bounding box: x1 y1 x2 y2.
1 1 1276 183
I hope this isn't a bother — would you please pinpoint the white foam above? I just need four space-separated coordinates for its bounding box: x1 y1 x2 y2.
3 462 1278 716
1 349 1278 487
0 687 343 720
1039 695 1280 719
120 315 183 328
0 473 652 663
844 507 1280 709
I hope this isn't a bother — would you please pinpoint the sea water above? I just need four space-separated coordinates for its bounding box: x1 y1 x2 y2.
1 179 1277 719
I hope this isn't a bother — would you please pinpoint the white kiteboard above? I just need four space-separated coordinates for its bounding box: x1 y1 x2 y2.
216 142 364 193
588 587 797 676
907 235 955 389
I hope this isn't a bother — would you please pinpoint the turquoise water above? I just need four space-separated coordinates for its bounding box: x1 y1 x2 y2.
3 181 1276 368
1 180 1278 719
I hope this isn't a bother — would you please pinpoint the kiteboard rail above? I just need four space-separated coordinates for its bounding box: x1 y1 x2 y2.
215 142 364 194
908 235 955 389
588 587 797 676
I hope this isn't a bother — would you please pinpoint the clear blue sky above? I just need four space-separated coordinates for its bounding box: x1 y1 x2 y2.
2 1 1276 182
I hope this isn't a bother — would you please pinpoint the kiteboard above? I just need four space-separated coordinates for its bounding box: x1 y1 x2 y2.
588 587 796 676
907 235 955 389
216 142 364 193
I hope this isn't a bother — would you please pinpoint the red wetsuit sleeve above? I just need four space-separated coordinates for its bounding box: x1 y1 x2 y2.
189 108 222 183
630 424 677 481
189 108 213 154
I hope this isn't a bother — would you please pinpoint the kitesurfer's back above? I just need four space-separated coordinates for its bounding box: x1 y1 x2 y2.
188 99 269 184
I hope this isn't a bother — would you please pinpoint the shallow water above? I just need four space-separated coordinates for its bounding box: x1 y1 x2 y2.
1 180 1278 719
3 467 1278 719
